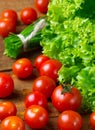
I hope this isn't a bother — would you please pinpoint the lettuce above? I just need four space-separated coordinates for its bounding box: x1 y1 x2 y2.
40 0 95 112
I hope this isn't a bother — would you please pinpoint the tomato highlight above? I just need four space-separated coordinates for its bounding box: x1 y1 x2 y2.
24 105 48 129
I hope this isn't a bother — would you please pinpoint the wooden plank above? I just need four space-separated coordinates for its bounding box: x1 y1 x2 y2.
0 1 93 130
0 0 34 12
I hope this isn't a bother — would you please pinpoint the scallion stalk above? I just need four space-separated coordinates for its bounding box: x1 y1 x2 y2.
4 16 47 58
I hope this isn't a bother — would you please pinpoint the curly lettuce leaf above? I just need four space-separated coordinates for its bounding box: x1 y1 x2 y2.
76 66 95 112
58 65 81 85
40 0 95 112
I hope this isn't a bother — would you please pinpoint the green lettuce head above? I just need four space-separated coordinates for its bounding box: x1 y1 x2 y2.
40 0 95 112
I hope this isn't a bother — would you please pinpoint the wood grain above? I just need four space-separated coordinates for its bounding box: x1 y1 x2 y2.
0 0 34 12
0 1 93 130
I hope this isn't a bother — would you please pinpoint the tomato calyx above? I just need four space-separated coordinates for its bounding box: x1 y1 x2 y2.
61 84 72 94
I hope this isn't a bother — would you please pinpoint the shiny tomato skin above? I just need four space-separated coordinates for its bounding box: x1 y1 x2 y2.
0 73 14 98
40 59 62 82
0 101 17 120
35 0 49 13
32 75 56 98
20 7 37 25
51 85 82 112
1 116 25 130
58 110 83 130
24 91 48 108
12 58 33 79
89 112 95 129
24 105 48 129
1 9 18 23
35 54 50 70
0 18 16 37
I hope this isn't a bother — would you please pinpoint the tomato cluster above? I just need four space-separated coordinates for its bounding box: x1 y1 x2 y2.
0 1 95 130
0 0 49 37
0 54 95 130
0 8 37 37
0 9 17 37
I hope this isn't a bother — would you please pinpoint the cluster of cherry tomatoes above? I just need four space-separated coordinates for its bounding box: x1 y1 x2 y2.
0 54 95 130
0 0 49 37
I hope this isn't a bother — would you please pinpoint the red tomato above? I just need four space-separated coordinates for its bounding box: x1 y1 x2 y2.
20 7 37 25
12 58 33 79
40 59 62 82
51 85 82 112
0 73 14 98
32 75 56 98
0 18 16 37
1 116 25 130
1 9 18 23
0 101 17 120
24 105 48 129
35 0 50 13
35 54 50 70
89 112 95 129
24 91 48 108
58 110 83 130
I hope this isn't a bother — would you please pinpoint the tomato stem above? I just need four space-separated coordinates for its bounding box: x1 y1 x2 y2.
61 84 72 94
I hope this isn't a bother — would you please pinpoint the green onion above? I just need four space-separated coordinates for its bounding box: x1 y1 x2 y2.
4 17 47 58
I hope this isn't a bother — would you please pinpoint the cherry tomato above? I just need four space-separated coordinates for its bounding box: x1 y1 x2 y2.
89 112 95 129
0 18 16 37
12 58 33 79
39 59 62 82
1 116 25 130
0 73 14 98
35 54 50 70
24 105 48 129
20 7 37 25
24 91 48 108
51 85 82 112
1 9 18 23
58 110 83 130
32 75 56 98
35 0 50 13
0 101 17 120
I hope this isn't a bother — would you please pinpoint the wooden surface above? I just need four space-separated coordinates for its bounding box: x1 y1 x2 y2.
0 1 93 130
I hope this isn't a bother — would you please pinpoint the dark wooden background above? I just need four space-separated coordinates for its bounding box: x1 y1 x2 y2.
0 1 92 130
